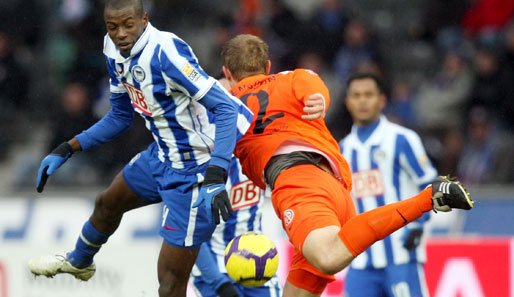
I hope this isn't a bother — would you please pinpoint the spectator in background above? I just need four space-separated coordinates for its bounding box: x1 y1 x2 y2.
333 19 377 93
384 79 417 128
296 52 342 126
302 0 349 63
0 31 30 160
468 47 514 130
457 107 514 184
500 21 514 129
415 50 472 174
46 82 99 186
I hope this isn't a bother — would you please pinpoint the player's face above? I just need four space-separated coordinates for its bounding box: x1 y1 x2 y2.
345 78 385 126
104 6 148 56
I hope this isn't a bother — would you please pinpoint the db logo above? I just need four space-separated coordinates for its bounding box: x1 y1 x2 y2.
122 81 152 116
352 169 385 199
230 180 261 211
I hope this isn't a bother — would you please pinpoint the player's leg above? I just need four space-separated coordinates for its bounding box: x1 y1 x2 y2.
29 146 162 280
189 274 227 297
272 165 350 295
343 267 385 297
385 263 429 297
243 274 283 297
155 161 216 296
157 242 199 297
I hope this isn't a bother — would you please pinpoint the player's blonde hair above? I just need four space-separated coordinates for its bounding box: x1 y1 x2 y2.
221 34 268 81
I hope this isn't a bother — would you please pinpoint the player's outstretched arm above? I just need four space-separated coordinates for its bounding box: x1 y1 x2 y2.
36 141 75 193
193 166 233 225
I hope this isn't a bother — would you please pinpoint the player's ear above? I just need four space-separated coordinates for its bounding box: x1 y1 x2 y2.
380 94 386 109
222 66 232 81
143 13 149 27
265 60 271 74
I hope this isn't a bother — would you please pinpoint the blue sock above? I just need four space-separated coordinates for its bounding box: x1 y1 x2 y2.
67 220 109 268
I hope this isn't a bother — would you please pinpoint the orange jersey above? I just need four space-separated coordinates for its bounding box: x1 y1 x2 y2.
231 69 352 190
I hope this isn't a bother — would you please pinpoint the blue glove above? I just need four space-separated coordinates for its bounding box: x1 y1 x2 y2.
193 166 233 225
402 226 424 250
36 142 74 193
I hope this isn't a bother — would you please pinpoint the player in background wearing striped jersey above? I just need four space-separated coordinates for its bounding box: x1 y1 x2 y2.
28 1 253 296
190 156 283 297
340 73 437 297
189 78 282 297
220 34 473 297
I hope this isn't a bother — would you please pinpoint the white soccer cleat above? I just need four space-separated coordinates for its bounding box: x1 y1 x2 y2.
431 175 474 212
28 252 96 281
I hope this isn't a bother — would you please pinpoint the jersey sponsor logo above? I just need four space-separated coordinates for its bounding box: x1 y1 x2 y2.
181 63 200 82
229 180 261 211
283 209 294 226
122 81 152 116
352 169 385 198
131 65 146 82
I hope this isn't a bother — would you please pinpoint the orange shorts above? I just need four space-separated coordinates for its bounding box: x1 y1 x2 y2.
271 164 356 294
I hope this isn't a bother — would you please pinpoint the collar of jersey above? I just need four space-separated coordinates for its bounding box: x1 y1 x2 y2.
351 115 387 144
104 22 154 63
231 74 269 95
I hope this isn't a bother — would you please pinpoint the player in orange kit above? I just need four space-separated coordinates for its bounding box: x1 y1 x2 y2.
221 34 474 297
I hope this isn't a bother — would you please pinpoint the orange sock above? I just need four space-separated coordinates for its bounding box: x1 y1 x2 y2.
338 188 433 257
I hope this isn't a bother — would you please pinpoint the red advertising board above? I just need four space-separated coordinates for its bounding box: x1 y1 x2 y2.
425 238 512 297
279 237 513 297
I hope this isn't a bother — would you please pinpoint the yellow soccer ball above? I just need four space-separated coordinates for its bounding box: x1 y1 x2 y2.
224 231 279 287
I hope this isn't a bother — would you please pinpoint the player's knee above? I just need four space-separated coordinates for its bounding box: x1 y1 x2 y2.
158 271 186 296
94 191 124 219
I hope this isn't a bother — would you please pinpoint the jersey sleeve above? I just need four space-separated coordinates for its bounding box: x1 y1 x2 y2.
291 69 331 112
397 131 438 189
159 36 215 101
105 55 127 94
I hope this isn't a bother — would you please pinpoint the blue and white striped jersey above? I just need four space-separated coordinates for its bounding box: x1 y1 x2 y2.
340 116 437 269
102 23 252 170
192 157 264 275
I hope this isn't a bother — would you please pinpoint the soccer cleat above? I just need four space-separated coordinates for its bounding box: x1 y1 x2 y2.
28 252 96 281
431 175 474 212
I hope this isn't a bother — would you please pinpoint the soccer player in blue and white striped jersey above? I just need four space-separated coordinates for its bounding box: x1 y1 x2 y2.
190 157 283 297
28 1 253 296
339 73 437 297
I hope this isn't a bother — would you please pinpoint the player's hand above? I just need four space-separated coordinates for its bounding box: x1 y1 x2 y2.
217 281 240 297
36 142 74 193
302 93 326 121
402 227 423 250
193 166 233 225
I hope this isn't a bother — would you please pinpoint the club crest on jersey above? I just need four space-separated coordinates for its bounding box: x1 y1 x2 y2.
131 65 146 82
181 63 200 82
122 81 152 116
283 209 294 227
229 180 261 211
373 149 386 163
352 169 385 199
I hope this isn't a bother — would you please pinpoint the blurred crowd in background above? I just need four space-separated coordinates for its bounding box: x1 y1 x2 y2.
1 0 513 191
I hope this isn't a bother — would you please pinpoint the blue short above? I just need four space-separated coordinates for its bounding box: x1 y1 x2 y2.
343 263 428 297
190 274 282 297
123 142 216 249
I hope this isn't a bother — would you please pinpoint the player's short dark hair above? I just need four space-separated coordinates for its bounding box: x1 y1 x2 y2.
346 72 385 94
104 0 144 16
